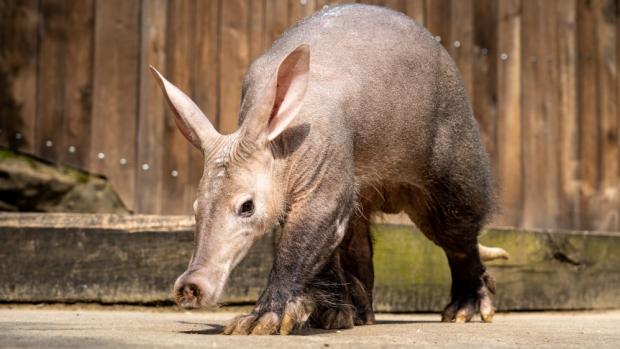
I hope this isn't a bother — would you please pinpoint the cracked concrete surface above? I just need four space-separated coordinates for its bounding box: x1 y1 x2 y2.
1 307 619 348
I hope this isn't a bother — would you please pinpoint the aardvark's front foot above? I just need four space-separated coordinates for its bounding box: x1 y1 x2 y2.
223 295 314 335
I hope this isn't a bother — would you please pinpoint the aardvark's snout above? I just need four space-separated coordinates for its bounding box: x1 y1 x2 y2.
173 269 217 309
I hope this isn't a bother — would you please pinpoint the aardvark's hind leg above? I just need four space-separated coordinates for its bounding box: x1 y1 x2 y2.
404 184 506 323
441 244 497 322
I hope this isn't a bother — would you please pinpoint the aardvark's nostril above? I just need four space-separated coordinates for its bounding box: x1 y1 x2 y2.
184 284 199 299
176 284 201 309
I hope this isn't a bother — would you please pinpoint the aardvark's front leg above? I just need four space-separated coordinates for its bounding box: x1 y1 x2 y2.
223 190 354 335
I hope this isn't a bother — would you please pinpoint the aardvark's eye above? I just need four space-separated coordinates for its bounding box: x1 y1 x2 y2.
238 200 255 217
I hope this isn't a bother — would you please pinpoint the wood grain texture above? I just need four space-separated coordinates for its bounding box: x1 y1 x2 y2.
557 0 580 230
58 1 94 169
0 0 38 152
577 0 602 231
539 0 561 229
190 0 221 210
473 0 498 171
135 0 168 214
404 0 425 26
1 0 619 232
36 0 94 165
495 0 523 227
219 0 250 134
448 0 474 100
593 0 619 232
90 0 140 210
424 0 449 44
522 0 559 229
160 0 197 214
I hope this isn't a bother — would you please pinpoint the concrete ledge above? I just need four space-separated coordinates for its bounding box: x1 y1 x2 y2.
1 213 619 311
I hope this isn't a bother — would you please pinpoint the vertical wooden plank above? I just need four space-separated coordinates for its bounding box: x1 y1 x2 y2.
36 0 93 163
0 0 38 153
521 0 545 228
382 0 406 12
425 0 449 43
194 0 221 128
593 0 619 231
90 0 140 211
521 0 561 229
60 1 94 169
190 0 222 211
448 0 474 99
135 0 168 214
35 0 63 161
250 0 267 61
265 0 290 46
472 0 498 168
36 0 94 166
161 0 196 214
219 0 250 134
577 0 601 230
495 0 523 227
404 0 425 26
540 0 561 229
290 0 317 26
557 0 580 229
617 0 620 232
36 0 69 162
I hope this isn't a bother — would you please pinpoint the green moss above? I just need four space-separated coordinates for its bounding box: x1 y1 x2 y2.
63 167 91 184
0 149 19 160
0 148 39 168
371 224 450 287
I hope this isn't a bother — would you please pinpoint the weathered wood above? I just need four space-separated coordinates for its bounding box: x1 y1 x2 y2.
160 0 196 215
1 213 619 311
381 0 406 12
404 0 425 26
190 0 221 210
472 0 498 170
495 0 523 227
1 0 620 233
0 0 38 153
90 0 140 210
0 213 273 304
373 224 620 311
36 0 94 164
593 0 619 232
58 1 94 169
522 0 553 229
577 0 602 231
265 0 290 49
544 0 562 229
557 0 580 230
219 0 250 134
424 0 449 45
135 0 168 214
448 0 474 101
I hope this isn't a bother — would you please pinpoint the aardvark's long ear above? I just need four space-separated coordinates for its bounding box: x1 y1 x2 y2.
245 44 310 143
150 66 220 150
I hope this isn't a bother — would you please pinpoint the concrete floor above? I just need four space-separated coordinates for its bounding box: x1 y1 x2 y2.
1 306 619 348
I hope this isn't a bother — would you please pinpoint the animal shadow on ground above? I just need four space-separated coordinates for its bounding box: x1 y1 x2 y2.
178 321 224 335
374 319 441 325
176 318 439 336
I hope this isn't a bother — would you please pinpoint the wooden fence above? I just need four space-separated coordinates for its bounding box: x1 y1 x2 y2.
1 0 619 232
